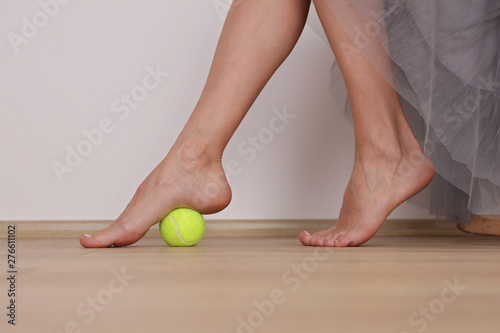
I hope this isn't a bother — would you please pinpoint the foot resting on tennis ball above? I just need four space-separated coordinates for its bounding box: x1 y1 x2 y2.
159 208 205 246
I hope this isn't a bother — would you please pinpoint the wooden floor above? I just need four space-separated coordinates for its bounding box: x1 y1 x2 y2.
2 235 500 333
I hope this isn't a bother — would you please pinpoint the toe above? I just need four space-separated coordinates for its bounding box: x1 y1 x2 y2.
299 231 313 246
80 219 149 248
334 233 354 247
80 224 121 248
79 233 109 248
324 238 336 247
326 231 343 246
313 238 325 247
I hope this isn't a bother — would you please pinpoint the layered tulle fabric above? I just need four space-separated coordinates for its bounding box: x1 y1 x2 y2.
324 0 500 221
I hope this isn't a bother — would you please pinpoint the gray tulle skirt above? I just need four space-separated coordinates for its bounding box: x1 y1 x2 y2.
324 0 500 222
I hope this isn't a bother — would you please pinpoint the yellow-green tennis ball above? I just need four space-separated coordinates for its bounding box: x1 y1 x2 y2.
159 208 205 247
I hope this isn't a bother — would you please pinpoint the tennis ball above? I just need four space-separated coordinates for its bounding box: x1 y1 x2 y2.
159 208 205 247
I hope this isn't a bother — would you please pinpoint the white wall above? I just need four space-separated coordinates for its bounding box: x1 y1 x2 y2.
0 0 430 221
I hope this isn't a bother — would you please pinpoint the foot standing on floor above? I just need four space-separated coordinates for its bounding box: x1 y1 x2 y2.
80 0 312 248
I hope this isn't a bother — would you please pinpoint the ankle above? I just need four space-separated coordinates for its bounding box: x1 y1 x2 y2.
356 107 423 161
356 133 404 163
173 136 221 167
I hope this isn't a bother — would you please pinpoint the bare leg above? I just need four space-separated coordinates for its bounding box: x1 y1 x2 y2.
81 0 311 247
300 0 435 247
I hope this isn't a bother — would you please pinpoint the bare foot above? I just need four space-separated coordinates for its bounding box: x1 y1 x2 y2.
458 215 500 236
300 123 435 247
80 140 232 247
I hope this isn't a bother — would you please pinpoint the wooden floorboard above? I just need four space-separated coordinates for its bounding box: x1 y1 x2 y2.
0 235 499 332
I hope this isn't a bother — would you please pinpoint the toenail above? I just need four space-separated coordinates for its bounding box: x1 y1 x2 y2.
84 233 92 237
304 231 311 236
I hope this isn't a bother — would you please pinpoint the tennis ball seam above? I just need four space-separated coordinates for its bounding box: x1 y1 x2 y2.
167 214 195 246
